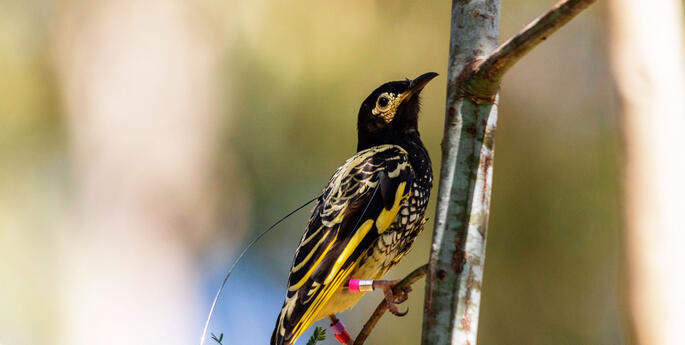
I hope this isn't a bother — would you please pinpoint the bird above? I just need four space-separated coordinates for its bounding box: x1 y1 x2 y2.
271 72 438 345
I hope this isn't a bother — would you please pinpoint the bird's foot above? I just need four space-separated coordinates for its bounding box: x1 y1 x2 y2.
372 280 411 317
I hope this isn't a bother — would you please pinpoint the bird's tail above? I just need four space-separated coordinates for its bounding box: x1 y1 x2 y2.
270 307 291 345
271 295 308 345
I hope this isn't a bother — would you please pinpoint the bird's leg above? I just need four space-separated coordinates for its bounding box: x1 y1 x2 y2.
346 279 412 316
372 280 411 317
328 314 353 345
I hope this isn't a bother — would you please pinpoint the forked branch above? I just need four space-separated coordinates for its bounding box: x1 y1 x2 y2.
422 0 597 343
463 0 598 101
356 0 597 344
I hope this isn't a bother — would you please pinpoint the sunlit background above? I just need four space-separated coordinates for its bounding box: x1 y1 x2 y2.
1 0 626 344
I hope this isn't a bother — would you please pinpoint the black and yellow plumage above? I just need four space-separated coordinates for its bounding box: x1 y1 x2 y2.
272 73 437 345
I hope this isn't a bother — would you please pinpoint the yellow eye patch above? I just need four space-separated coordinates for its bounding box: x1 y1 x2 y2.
372 92 401 123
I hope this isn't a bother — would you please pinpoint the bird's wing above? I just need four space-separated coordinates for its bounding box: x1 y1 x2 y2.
271 144 414 345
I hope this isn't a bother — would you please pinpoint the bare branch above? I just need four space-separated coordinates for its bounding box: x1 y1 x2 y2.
351 1 598 344
464 0 598 100
422 0 596 344
421 0 500 343
353 265 428 345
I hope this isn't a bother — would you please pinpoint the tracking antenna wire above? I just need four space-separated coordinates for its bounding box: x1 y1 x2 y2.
200 195 321 345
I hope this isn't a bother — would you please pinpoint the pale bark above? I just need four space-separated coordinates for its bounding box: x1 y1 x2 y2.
607 0 685 344
421 2 500 343
422 1 597 344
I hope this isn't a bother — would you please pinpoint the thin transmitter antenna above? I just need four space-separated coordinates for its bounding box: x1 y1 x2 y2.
200 195 320 345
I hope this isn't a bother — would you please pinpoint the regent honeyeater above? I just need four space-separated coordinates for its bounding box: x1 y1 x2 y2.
272 73 437 345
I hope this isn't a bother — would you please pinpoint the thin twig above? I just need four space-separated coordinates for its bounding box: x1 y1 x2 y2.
464 0 598 100
353 264 428 345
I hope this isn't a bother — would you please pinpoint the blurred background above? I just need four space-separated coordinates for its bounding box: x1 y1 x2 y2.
2 0 679 344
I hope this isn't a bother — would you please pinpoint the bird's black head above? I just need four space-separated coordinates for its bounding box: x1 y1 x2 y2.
357 72 438 151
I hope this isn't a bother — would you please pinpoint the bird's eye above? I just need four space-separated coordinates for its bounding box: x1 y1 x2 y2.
378 96 390 108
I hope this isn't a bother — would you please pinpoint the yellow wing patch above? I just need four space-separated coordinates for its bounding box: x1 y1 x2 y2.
324 219 375 285
291 249 369 341
376 182 408 234
289 232 337 291
291 166 410 337
276 145 414 344
292 231 331 273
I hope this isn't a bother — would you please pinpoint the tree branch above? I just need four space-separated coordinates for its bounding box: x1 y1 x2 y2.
353 264 428 345
351 1 597 344
422 0 596 344
421 0 501 343
464 0 598 101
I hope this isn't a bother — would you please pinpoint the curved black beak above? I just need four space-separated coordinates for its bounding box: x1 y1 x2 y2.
399 72 439 103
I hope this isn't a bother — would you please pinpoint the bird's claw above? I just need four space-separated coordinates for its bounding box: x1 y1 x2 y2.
388 303 409 317
374 280 412 317
393 286 412 304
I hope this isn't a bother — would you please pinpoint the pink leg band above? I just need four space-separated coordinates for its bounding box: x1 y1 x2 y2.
348 279 361 293
330 319 351 344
